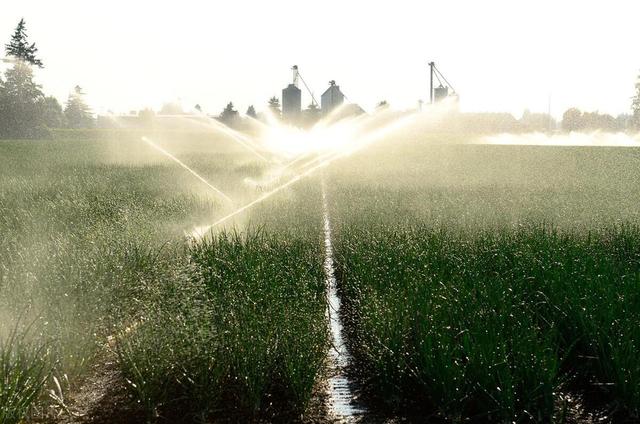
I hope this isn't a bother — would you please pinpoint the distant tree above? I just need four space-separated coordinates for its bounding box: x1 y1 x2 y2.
138 108 155 127
64 86 94 129
268 96 281 117
561 108 621 132
582 111 616 131
302 103 321 127
159 101 184 115
521 109 556 132
5 19 43 68
376 100 389 110
219 102 239 125
246 105 257 119
562 108 583 132
616 113 633 131
633 73 640 129
305 102 320 115
194 104 202 113
39 96 65 128
0 61 47 138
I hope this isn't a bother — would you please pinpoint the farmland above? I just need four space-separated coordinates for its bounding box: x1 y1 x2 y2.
1 128 640 423
0 132 326 422
328 140 640 422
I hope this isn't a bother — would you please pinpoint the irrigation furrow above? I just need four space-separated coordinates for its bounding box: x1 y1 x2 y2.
321 180 365 422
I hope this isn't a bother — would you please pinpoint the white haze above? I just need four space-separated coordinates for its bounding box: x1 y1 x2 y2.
480 132 640 147
0 0 639 118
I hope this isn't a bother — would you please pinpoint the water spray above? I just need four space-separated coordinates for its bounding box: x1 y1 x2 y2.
141 137 234 204
193 111 420 235
175 113 272 163
199 117 272 162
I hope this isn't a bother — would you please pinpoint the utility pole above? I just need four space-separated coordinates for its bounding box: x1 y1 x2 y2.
429 62 435 104
548 93 552 132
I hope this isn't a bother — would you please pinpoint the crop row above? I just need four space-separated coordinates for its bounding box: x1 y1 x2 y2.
116 229 327 420
335 224 640 421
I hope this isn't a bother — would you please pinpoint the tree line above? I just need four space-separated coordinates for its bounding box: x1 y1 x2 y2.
561 108 637 132
129 96 321 129
1 19 639 138
205 96 640 133
214 97 321 128
0 19 94 139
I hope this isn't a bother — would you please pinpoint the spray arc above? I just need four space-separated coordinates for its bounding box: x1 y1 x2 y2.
141 136 234 205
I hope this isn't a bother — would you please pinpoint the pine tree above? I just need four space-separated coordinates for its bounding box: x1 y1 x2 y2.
64 86 94 128
219 102 239 125
246 105 257 119
40 96 65 128
375 100 389 111
0 61 46 137
302 102 321 127
5 19 43 68
268 96 281 117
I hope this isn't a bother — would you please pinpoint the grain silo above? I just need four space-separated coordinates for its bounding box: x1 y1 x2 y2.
282 65 302 122
321 80 345 115
429 62 457 104
434 84 449 102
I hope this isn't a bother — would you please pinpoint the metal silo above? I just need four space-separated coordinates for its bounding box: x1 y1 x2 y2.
282 84 302 122
282 65 302 122
434 84 449 102
321 80 345 115
429 62 456 104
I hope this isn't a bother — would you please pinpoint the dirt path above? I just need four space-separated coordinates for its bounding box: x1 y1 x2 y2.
53 351 142 424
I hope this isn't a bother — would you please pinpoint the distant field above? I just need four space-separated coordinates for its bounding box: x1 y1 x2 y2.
1 131 640 422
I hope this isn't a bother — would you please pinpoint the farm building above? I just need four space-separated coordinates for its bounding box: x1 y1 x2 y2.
282 83 302 122
321 80 345 115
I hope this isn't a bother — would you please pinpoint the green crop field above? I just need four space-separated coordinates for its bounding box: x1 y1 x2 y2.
0 132 327 422
327 140 640 422
1 130 640 423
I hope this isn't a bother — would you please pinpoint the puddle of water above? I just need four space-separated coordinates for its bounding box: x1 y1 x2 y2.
322 180 366 420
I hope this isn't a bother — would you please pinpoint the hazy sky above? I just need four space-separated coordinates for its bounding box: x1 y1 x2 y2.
1 0 638 118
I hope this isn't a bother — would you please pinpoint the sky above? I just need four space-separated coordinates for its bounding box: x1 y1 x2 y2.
0 0 638 119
